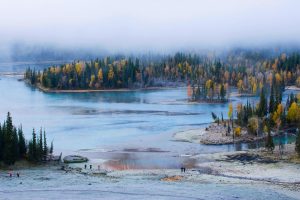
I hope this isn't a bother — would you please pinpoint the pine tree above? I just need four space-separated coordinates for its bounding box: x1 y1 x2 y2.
0 124 3 160
296 129 300 157
49 140 54 155
265 129 275 153
269 84 275 113
257 88 267 117
43 130 48 159
12 127 19 161
3 112 17 165
18 125 27 158
38 128 43 161
32 128 37 161
220 84 226 101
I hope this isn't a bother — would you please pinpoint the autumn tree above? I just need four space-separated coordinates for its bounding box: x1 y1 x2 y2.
287 102 300 124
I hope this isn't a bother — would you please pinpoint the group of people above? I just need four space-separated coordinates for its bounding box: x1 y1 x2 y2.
180 167 186 173
84 164 102 171
8 172 20 177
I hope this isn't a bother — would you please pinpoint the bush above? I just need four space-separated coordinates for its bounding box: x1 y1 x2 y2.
247 117 258 135
234 127 242 137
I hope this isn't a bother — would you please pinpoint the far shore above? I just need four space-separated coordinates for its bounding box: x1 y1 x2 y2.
26 82 186 93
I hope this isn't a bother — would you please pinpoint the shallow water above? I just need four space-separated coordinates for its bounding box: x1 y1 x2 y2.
0 62 297 169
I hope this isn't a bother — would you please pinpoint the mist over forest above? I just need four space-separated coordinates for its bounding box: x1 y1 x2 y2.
1 0 300 62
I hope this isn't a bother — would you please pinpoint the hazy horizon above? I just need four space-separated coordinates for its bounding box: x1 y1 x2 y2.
1 0 300 60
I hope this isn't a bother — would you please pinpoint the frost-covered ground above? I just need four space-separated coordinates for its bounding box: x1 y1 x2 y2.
1 151 300 200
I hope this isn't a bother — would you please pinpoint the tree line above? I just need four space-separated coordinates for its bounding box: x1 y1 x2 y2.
0 112 53 165
24 52 300 98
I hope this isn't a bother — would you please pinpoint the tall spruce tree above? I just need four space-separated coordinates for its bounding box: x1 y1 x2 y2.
257 88 267 118
0 124 3 160
265 128 275 153
50 140 53 155
32 128 37 161
269 84 275 113
38 128 43 161
296 129 300 157
43 130 48 159
3 112 17 165
18 125 27 158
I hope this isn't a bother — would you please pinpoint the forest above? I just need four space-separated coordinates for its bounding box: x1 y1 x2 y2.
0 112 53 165
25 51 300 102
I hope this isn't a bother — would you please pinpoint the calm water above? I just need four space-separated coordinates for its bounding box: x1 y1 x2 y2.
0 62 297 169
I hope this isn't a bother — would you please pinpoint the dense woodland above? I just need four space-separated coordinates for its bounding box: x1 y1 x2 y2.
25 51 300 102
0 112 53 165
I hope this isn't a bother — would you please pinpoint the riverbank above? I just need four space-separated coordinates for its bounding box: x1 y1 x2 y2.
1 149 299 200
286 85 300 91
173 123 265 145
25 80 187 93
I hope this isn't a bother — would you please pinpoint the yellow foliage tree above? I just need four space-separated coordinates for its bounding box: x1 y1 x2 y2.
89 75 95 88
272 103 284 127
234 127 241 137
75 62 83 75
287 102 300 123
108 67 114 80
228 103 233 119
98 69 103 82
237 80 243 93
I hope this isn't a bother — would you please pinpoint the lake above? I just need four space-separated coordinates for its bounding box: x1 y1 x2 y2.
0 62 297 169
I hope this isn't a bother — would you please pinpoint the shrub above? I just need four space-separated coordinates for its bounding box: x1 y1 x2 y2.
234 127 242 137
247 117 258 135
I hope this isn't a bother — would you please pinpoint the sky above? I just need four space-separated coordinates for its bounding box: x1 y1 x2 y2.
0 0 300 53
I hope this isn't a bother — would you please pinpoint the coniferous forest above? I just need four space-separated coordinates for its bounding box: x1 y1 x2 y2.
0 112 53 165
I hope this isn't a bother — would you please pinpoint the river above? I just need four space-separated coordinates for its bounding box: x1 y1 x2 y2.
0 62 296 169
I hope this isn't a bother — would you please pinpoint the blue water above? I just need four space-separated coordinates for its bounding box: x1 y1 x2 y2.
0 62 297 162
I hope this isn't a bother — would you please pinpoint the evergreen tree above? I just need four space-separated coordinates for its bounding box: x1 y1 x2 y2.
38 128 43 161
50 140 54 155
12 127 19 161
32 128 37 161
269 84 275 113
265 128 275 153
0 124 3 160
18 125 27 158
296 129 300 157
257 88 267 117
43 130 48 159
3 112 17 165
220 84 226 101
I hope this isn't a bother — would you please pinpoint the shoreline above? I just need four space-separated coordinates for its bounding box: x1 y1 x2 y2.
285 85 300 91
173 123 267 145
26 81 187 93
2 148 299 199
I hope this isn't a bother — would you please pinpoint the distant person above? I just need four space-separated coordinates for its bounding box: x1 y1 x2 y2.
90 165 92 170
17 173 20 178
84 164 87 169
